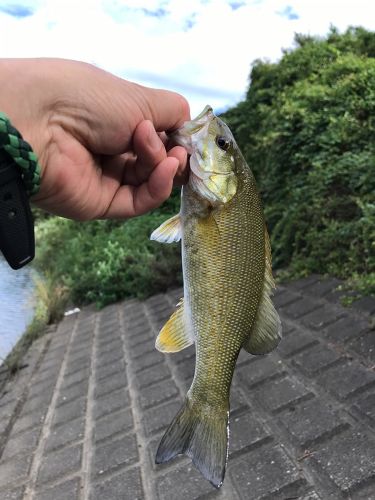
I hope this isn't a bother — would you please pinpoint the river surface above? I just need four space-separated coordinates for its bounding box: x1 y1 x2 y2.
0 256 35 362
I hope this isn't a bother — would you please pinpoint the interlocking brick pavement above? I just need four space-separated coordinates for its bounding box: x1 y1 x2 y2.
0 276 375 499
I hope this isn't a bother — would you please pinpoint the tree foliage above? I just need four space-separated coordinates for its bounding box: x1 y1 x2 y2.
223 27 375 295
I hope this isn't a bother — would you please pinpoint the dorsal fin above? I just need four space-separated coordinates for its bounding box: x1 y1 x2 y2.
156 299 194 353
243 229 282 355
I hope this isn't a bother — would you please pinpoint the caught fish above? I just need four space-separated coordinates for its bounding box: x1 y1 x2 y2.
150 105 281 488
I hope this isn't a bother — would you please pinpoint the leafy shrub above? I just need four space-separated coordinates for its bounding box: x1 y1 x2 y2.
35 194 182 307
223 27 375 296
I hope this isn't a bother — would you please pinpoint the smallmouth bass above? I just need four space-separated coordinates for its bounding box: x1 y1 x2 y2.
150 105 281 488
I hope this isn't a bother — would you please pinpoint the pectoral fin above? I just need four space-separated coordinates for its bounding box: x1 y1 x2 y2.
156 299 194 352
150 214 182 244
243 230 282 355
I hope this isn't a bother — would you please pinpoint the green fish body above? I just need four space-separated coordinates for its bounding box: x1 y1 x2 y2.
151 105 281 488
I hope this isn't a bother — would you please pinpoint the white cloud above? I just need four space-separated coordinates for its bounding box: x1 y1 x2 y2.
0 0 374 115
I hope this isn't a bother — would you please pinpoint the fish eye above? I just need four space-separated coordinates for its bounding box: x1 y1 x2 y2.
216 136 231 151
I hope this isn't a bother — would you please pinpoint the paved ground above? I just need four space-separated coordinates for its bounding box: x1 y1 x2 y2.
0 275 375 500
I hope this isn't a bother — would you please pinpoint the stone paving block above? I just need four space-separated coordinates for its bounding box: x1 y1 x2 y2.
148 312 171 330
299 492 321 500
236 348 256 366
60 367 90 390
0 454 32 489
134 350 165 373
156 463 214 500
230 443 308 499
36 363 62 380
237 356 285 389
352 393 375 426
176 358 195 386
52 396 86 428
64 355 91 377
145 293 169 309
97 338 123 356
304 278 342 298
139 379 179 410
324 315 370 343
128 339 155 359
94 371 127 399
318 361 375 399
282 298 323 320
350 331 375 364
12 408 46 435
95 359 126 382
143 399 182 436
36 477 81 500
256 376 313 413
90 467 143 500
289 275 321 290
230 387 249 416
127 329 153 347
41 345 66 364
45 415 85 452
93 434 138 475
56 379 89 407
94 388 130 420
278 398 349 447
36 444 82 486
18 391 53 416
27 378 56 399
96 347 124 368
97 330 121 348
229 412 270 457
136 362 170 389
351 296 375 315
167 346 195 366
312 429 375 494
0 486 25 500
2 426 41 460
301 307 343 330
277 331 318 358
273 289 301 308
292 343 342 376
94 408 133 442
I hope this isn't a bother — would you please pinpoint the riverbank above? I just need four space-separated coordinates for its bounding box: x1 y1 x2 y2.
0 274 374 499
0 258 36 363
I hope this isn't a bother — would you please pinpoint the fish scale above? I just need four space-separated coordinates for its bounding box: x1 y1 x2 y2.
150 105 281 488
183 173 265 406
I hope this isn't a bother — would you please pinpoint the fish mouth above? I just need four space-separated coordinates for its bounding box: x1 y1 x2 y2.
168 105 214 154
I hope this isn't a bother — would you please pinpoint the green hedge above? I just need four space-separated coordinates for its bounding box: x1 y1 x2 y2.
223 27 375 296
35 196 182 307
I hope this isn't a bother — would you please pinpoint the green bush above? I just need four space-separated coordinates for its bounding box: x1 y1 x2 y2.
34 194 182 307
223 27 375 296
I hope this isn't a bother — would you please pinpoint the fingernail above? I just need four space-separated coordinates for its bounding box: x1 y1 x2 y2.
148 123 162 150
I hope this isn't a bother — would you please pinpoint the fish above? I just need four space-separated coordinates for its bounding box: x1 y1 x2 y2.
150 105 281 488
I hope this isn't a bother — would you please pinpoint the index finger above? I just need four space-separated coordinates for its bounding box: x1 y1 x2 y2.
141 87 191 132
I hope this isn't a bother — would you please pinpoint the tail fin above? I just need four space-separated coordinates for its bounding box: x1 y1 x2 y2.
155 397 229 488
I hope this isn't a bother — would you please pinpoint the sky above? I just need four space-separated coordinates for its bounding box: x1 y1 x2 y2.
0 0 374 116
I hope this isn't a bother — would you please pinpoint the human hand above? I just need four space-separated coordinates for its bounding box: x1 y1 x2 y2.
0 58 190 220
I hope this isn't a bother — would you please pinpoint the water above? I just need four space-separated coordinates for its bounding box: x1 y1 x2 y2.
0 256 36 362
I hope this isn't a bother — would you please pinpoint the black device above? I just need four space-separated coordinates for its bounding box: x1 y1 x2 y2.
0 148 35 269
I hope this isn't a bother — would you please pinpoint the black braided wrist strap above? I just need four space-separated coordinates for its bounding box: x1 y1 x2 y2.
0 112 41 196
